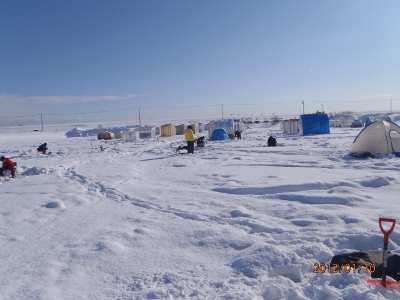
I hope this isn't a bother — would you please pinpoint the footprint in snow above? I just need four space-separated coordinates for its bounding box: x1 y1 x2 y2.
43 201 66 209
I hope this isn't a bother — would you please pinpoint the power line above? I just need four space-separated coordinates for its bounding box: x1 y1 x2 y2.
0 113 42 119
1 99 399 120
0 102 299 119
310 99 400 103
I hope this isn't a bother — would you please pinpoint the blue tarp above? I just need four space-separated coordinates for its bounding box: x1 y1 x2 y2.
211 128 229 141
300 114 330 136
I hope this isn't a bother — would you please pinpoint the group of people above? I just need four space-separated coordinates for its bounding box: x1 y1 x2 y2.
3 133 278 177
183 126 277 154
181 126 206 154
0 142 48 179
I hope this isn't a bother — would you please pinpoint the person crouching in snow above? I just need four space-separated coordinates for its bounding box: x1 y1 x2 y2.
196 136 205 147
37 143 48 154
0 156 17 178
185 126 196 154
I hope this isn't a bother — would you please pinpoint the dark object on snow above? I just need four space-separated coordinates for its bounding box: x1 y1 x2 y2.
350 151 376 159
235 131 242 140
331 250 386 267
268 136 277 147
331 250 400 282
176 145 189 152
197 136 205 147
37 143 47 154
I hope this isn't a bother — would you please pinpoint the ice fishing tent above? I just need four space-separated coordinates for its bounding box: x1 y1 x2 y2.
207 119 245 139
161 123 176 137
97 132 114 140
122 130 140 142
175 124 186 135
329 115 354 128
135 126 158 139
207 120 235 138
189 123 199 134
350 120 400 156
198 123 204 132
299 114 330 136
281 119 299 134
234 119 246 133
114 132 123 139
211 128 229 141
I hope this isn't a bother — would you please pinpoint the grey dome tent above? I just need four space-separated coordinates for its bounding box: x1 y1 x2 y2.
350 120 400 157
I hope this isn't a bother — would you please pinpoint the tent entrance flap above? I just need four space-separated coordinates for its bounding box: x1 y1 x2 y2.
389 130 400 156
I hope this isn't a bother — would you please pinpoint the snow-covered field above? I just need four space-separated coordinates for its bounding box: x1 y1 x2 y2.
1 120 400 299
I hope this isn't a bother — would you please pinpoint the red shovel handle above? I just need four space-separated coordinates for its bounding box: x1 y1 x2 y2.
379 218 396 243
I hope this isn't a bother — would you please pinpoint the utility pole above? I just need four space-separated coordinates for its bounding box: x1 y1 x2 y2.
41 114 43 132
221 104 224 120
139 107 141 126
390 99 393 113
301 101 305 114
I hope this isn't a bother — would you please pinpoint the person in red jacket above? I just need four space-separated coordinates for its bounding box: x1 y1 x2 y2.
0 156 17 178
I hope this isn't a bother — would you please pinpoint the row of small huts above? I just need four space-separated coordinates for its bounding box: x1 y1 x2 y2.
119 120 246 142
280 114 368 136
120 123 206 142
160 123 205 136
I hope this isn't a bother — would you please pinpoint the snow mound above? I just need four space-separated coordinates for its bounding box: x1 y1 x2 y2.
20 166 54 175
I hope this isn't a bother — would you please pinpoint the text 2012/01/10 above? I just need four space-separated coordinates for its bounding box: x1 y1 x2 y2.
313 263 376 274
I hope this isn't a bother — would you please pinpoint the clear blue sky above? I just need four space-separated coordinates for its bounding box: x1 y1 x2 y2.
1 0 400 125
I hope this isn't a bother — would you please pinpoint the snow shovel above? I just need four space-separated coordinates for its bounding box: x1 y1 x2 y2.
367 218 400 290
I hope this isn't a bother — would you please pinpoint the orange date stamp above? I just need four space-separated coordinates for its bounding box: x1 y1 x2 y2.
313 263 376 274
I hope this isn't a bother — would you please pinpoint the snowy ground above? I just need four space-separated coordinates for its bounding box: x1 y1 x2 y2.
1 121 400 299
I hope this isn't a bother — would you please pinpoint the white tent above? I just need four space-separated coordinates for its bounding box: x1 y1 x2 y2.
135 126 159 138
281 119 299 134
350 120 400 156
122 130 140 142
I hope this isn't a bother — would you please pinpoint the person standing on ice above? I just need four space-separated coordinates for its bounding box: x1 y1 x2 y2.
185 126 196 154
0 156 17 178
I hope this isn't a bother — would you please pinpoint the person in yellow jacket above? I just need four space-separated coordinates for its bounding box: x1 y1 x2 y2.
185 126 196 154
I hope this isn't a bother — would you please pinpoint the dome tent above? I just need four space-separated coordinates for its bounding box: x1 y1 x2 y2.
350 120 400 157
211 128 229 141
